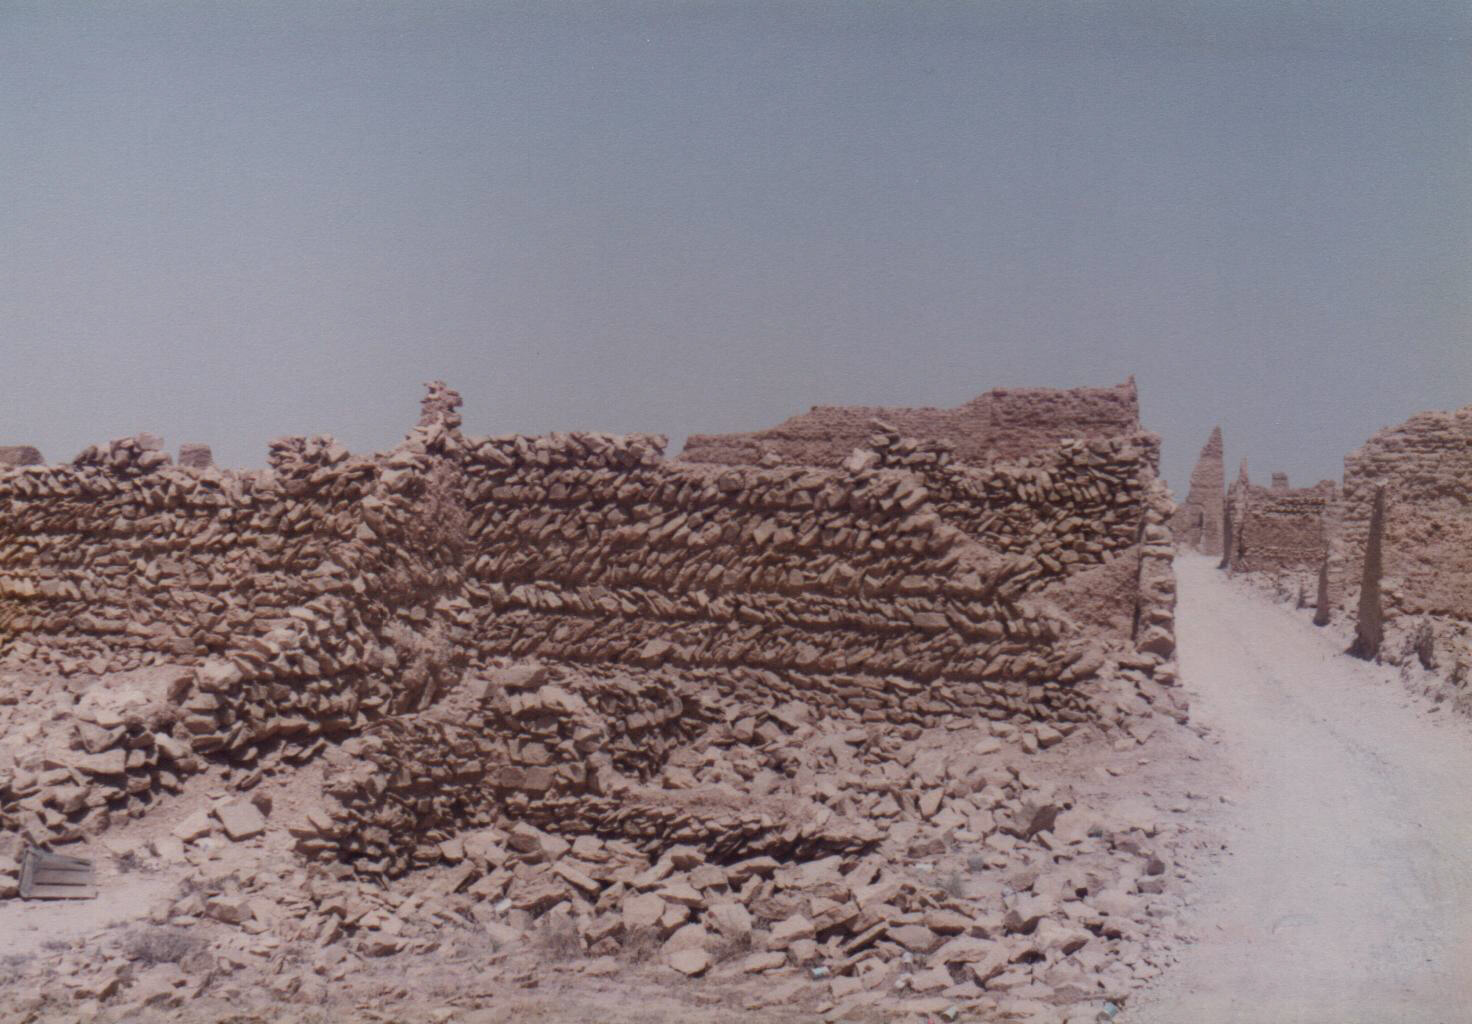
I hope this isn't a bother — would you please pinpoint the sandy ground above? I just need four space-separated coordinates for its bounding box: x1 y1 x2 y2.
11 552 1471 1023
1128 556 1472 1023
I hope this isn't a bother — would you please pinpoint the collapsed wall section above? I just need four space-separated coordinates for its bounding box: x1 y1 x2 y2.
680 379 1141 467
2 381 1175 864
293 663 878 876
1337 406 1472 678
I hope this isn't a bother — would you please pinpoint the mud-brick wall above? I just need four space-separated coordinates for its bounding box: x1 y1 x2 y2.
453 432 1105 726
1225 482 1335 577
1338 406 1472 672
679 379 1141 468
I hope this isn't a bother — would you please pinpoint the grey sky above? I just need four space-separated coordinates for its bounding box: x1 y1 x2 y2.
2 1 1468 492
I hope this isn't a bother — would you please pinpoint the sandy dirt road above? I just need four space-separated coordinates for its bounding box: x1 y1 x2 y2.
1130 556 1472 1023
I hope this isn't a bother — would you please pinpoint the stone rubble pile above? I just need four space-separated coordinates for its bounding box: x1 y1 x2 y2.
0 667 204 845
4 690 1195 1023
0 380 1191 1021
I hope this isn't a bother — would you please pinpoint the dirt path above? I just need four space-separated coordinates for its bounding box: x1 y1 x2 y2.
1129 556 1472 1023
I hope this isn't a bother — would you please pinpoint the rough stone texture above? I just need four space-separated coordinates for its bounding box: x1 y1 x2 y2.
1349 488 1385 660
1336 405 1472 680
1168 427 1224 557
0 379 1200 1024
1 380 1176 862
0 447 43 467
177 443 214 470
680 379 1141 467
1223 467 1336 607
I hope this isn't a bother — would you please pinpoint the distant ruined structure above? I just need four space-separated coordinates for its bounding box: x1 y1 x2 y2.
1220 400 1472 696
0 447 43 467
680 378 1142 468
1223 471 1336 577
1168 427 1225 556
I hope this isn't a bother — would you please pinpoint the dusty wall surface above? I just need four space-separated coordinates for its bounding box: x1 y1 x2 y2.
1336 406 1472 676
680 379 1141 467
1223 479 1335 591
1 383 1175 859
1168 427 1225 556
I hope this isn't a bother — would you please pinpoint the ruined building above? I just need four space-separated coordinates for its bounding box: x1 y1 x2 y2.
1223 471 1336 577
1335 405 1472 677
0 447 43 467
680 379 1143 468
0 381 1176 875
1168 427 1225 556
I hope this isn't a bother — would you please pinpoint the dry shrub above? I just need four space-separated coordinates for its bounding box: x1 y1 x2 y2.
709 931 752 963
618 927 662 965
533 915 584 961
123 926 203 966
1411 620 1437 671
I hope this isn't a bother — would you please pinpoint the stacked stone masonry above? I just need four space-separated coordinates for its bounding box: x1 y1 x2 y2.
1223 473 1336 585
680 379 1141 468
1 382 1176 870
1335 405 1472 677
0 447 43 467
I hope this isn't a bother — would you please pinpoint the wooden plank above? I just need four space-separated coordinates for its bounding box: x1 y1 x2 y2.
19 848 97 900
22 882 97 900
32 869 94 884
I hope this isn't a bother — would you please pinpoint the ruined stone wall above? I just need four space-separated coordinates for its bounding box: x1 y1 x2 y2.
0 447 43 467
452 430 1104 721
1168 427 1224 556
1337 406 1472 677
295 663 877 876
1224 476 1342 603
0 419 477 840
0 427 467 724
861 427 1160 593
680 379 1141 467
2 383 1175 854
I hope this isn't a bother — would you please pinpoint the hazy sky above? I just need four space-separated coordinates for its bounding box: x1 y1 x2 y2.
3 1 1468 492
